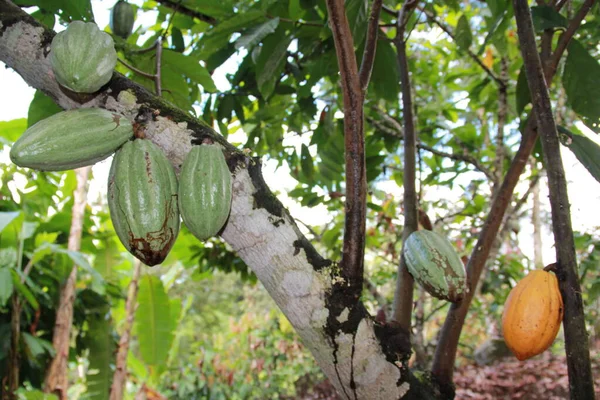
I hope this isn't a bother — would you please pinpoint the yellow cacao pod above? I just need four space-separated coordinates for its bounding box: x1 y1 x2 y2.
502 270 563 361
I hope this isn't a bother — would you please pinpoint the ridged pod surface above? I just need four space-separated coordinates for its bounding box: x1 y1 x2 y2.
50 21 117 93
502 270 563 361
10 108 133 171
179 144 232 241
108 139 180 266
110 1 135 39
403 230 467 302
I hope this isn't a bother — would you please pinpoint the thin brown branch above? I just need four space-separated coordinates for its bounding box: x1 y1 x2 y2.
325 0 366 297
418 5 506 89
419 144 496 182
109 260 142 400
432 1 594 388
267 14 325 27
547 0 596 78
118 58 156 79
359 0 383 92
367 114 495 180
392 1 419 331
154 0 217 25
155 38 163 96
513 1 594 397
494 57 509 189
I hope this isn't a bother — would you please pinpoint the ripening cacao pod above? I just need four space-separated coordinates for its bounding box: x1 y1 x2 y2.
502 270 563 361
403 230 467 302
108 139 180 266
50 21 117 93
10 108 133 171
178 144 232 241
110 1 135 39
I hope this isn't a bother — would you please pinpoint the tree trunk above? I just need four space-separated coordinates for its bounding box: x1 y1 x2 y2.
109 260 143 400
43 167 91 399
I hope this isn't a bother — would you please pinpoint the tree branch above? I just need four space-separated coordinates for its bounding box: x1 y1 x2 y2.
325 0 366 298
418 5 506 89
367 114 495 181
154 0 217 25
359 0 383 92
546 0 596 78
513 2 594 397
44 167 91 399
392 0 419 331
431 2 594 387
110 260 142 400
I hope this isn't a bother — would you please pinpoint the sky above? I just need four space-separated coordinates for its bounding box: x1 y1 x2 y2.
1 1 599 269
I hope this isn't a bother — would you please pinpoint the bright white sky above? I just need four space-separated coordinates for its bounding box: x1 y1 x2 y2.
0 0 599 268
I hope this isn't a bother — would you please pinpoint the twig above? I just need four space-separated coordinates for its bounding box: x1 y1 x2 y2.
325 0 366 297
359 0 384 92
547 0 596 78
418 5 506 89
118 58 156 79
494 57 509 189
155 38 163 96
367 115 495 181
267 14 325 27
513 1 594 397
154 0 217 25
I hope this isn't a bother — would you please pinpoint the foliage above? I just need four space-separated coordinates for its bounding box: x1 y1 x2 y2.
1 0 600 397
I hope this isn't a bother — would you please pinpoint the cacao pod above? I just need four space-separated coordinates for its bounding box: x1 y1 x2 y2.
10 108 133 171
50 21 117 93
110 1 135 39
108 139 180 266
502 270 563 361
178 144 232 241
403 230 467 302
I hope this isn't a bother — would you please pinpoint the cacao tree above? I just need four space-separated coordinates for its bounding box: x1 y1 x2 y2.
0 0 599 399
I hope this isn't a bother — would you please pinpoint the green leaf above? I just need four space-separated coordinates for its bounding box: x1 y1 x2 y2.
85 303 113 400
235 18 280 50
515 66 531 115
0 267 13 307
162 50 217 93
11 270 39 309
559 126 600 184
255 27 293 99
562 40 600 130
289 0 303 19
22 332 54 360
136 275 174 366
0 211 20 233
171 27 185 52
0 118 27 144
345 0 368 45
371 39 400 103
14 0 94 21
455 15 473 51
28 91 62 128
300 144 314 180
531 6 568 32
15 388 58 400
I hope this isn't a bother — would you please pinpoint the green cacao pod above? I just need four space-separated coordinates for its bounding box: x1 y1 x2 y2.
403 230 467 302
108 139 180 266
50 21 117 93
178 144 232 241
110 1 135 39
10 108 133 171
